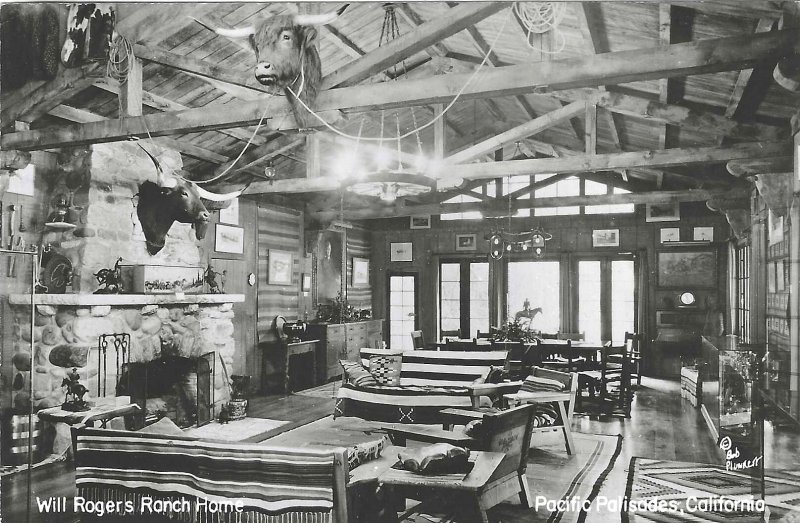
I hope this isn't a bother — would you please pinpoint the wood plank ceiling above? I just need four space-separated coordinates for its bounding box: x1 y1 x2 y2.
2 1 799 221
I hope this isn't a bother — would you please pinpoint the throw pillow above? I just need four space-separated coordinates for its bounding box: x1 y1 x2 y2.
347 435 390 470
485 366 505 384
520 375 566 393
137 416 184 436
340 360 379 388
368 352 402 386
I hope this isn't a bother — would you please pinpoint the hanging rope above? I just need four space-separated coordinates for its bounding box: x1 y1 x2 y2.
513 2 567 54
107 33 134 84
285 7 511 142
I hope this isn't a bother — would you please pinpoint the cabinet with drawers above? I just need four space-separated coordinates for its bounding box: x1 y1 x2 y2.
306 320 384 381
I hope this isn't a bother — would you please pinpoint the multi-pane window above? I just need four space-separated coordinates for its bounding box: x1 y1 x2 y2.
534 175 580 216
735 244 751 343
439 261 490 338
611 260 636 342
578 261 602 342
502 176 531 218
585 181 635 215
507 261 561 334
577 258 635 342
389 275 417 351
440 194 483 221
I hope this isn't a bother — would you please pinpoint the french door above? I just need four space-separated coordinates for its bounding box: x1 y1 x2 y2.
387 273 418 351
576 257 636 342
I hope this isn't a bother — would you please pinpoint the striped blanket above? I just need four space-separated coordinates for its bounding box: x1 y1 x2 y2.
74 427 347 522
335 349 509 423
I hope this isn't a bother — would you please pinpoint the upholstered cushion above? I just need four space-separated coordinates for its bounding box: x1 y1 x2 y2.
137 416 184 435
398 443 471 474
531 403 561 427
520 375 566 393
347 435 390 470
369 353 402 386
340 360 379 388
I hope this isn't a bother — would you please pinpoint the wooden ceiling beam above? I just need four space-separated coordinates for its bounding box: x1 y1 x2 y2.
396 4 450 59
1 63 102 125
233 141 788 194
320 2 507 89
6 29 799 151
212 134 306 176
311 186 749 221
725 18 776 118
444 100 585 164
549 89 786 141
93 79 270 146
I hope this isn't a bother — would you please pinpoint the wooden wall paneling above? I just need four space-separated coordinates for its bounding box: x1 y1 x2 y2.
256 203 304 391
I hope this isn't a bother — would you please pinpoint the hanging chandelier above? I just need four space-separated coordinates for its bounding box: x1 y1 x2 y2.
340 3 434 203
487 142 552 259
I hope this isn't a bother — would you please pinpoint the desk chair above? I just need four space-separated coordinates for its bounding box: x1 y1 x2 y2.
440 329 462 341
537 339 587 373
384 403 537 522
410 330 425 350
581 342 631 417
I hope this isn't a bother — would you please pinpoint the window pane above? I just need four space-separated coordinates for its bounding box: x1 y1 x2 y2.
442 281 460 300
389 276 416 351
585 203 635 214
441 263 460 281
611 260 635 343
471 263 489 282
469 262 490 336
585 179 607 195
507 261 560 334
578 261 602 343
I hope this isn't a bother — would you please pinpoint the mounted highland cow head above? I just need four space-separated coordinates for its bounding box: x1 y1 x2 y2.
192 5 347 129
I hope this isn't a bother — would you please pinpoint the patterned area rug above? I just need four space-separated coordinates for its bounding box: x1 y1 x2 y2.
182 417 288 442
265 416 624 523
624 458 800 522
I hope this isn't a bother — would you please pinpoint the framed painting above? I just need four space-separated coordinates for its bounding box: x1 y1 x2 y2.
693 226 714 242
455 233 477 251
301 273 312 292
268 249 293 285
657 249 717 288
214 224 244 254
218 198 239 225
352 257 369 286
409 215 431 229
315 230 343 301
390 242 413 262
592 229 619 247
646 202 680 222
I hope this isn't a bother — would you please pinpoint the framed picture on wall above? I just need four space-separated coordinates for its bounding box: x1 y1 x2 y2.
301 273 312 292
352 257 369 286
390 242 413 262
693 226 714 242
314 230 343 302
268 249 293 285
218 198 239 225
659 227 680 243
592 229 619 247
657 249 717 288
214 224 244 254
409 215 431 229
646 202 680 222
455 233 477 251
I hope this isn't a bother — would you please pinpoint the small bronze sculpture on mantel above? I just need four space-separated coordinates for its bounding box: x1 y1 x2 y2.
93 257 123 294
61 368 90 411
204 265 224 294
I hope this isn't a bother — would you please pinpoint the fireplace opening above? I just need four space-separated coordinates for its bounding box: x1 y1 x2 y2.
117 352 215 429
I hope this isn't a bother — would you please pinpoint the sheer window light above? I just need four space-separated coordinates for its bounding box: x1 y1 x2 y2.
534 174 579 216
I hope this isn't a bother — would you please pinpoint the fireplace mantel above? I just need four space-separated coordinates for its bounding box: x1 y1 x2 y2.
7 293 245 306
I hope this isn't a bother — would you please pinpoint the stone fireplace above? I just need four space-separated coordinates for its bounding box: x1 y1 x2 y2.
8 282 243 421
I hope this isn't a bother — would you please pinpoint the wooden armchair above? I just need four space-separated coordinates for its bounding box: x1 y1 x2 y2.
504 366 577 455
384 403 537 522
410 330 426 349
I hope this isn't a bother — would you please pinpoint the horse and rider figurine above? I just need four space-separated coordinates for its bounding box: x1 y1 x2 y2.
61 367 90 411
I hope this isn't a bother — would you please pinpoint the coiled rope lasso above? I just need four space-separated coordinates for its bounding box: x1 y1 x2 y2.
513 2 567 55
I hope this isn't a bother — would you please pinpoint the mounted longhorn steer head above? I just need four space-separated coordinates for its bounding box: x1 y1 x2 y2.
135 145 248 255
191 5 347 129
137 180 210 255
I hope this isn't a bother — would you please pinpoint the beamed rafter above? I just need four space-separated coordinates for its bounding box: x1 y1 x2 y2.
3 28 798 151
227 140 790 194
311 186 751 221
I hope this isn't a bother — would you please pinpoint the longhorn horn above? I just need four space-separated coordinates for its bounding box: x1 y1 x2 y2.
193 182 250 202
136 143 177 188
189 15 254 38
294 3 348 25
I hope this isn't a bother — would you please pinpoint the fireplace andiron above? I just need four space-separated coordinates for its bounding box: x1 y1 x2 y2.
61 367 90 411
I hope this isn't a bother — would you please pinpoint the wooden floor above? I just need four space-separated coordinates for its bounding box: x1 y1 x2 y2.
3 377 798 522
